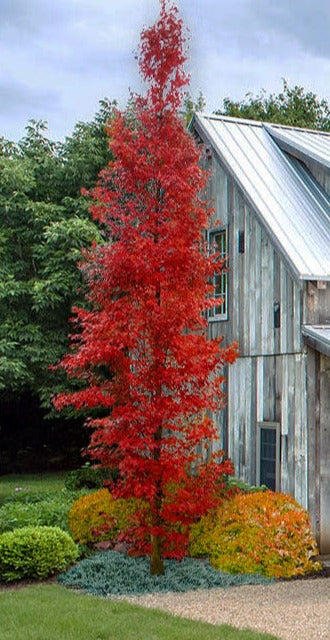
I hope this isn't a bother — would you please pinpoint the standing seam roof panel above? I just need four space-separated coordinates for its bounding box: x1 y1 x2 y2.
196 114 330 280
266 125 330 169
201 117 326 276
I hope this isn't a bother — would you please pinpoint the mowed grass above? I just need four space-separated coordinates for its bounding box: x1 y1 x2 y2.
0 584 279 640
0 472 68 503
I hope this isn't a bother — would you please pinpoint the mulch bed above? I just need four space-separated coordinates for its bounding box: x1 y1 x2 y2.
0 575 57 591
279 563 330 582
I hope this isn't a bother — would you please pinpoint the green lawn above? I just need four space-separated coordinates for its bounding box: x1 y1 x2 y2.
0 472 68 503
0 584 279 640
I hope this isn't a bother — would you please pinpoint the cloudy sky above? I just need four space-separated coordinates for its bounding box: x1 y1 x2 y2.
2 0 330 142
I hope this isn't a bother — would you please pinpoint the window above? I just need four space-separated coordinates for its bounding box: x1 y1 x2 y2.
256 422 280 491
209 228 228 320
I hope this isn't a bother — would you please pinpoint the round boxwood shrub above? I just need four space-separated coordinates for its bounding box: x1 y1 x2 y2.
189 490 321 578
0 526 78 582
68 489 140 544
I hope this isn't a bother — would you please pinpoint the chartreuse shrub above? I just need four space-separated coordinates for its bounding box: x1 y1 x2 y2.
68 489 140 544
58 550 271 596
190 491 321 579
0 526 78 582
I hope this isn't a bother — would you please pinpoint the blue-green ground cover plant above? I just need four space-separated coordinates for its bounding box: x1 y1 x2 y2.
58 550 272 596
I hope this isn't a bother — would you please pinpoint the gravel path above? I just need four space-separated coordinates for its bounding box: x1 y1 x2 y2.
117 578 330 640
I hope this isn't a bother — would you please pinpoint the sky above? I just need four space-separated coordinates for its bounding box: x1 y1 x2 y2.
2 0 330 142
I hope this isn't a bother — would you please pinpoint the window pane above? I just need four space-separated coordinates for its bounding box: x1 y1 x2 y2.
210 228 228 318
260 428 276 491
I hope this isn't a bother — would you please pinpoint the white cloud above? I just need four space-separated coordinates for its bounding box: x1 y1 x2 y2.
1 0 330 141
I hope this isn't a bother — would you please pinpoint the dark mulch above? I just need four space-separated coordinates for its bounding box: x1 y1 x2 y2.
279 563 330 582
0 576 57 591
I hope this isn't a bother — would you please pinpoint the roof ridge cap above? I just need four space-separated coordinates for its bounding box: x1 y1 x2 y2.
198 113 263 127
198 113 330 136
265 122 330 137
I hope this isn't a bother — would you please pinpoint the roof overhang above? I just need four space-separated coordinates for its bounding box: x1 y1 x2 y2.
265 124 330 173
302 325 330 357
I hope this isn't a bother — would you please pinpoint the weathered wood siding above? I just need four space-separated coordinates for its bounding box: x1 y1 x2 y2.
307 349 330 552
228 354 308 508
205 152 329 547
207 156 303 358
319 354 330 553
306 347 320 541
306 281 330 324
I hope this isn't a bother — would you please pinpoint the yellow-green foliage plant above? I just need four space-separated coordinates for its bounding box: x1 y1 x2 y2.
189 490 321 578
68 489 140 544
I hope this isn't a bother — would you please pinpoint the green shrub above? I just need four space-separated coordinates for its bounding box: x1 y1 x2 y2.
0 494 74 534
0 490 46 507
64 464 115 492
68 489 139 544
227 477 267 493
0 526 78 582
189 491 322 578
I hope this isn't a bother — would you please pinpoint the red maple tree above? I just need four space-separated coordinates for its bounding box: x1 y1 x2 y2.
55 0 237 574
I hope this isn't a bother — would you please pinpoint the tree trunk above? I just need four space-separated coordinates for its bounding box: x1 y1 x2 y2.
150 533 164 575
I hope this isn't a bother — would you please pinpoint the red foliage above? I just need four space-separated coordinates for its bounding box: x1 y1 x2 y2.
54 0 237 569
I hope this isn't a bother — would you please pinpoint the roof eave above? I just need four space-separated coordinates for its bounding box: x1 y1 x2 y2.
302 325 330 357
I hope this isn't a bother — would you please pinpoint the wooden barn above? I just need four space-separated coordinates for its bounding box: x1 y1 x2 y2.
191 114 330 553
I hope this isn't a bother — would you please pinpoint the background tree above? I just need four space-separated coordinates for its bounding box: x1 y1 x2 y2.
181 90 206 126
55 0 237 575
218 79 330 130
0 101 115 472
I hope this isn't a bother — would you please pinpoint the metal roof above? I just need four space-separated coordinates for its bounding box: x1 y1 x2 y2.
302 325 330 357
194 113 330 281
265 123 330 170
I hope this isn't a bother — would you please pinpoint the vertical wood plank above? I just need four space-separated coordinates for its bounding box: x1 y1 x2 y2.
243 206 251 354
307 347 320 543
256 357 264 421
293 282 302 353
249 216 257 355
261 234 274 354
231 186 240 345
294 353 308 508
280 264 288 353
274 253 281 353
254 222 262 352
319 354 330 552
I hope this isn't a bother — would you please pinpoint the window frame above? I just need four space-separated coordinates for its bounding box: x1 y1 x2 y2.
256 421 281 491
208 226 228 321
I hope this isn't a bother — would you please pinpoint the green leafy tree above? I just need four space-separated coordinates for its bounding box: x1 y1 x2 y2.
182 91 206 126
218 79 330 130
0 101 118 472
0 101 117 404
